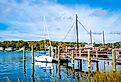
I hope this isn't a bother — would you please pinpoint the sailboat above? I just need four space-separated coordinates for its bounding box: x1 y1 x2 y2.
35 55 53 62
34 45 54 62
34 16 54 62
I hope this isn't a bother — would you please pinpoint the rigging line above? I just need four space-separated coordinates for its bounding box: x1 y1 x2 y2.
62 22 75 42
78 20 100 42
78 21 90 34
43 16 51 39
43 16 51 46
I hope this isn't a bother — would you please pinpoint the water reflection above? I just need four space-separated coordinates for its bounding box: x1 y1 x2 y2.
96 61 99 72
72 64 75 78
32 63 35 82
23 52 26 74
57 62 61 79
23 52 26 80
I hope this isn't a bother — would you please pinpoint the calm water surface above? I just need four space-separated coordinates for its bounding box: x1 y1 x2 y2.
0 52 121 82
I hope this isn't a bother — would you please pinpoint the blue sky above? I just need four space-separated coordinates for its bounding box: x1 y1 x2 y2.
0 0 121 43
57 0 121 10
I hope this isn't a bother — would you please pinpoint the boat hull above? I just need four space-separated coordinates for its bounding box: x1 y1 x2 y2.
35 56 53 62
35 62 53 69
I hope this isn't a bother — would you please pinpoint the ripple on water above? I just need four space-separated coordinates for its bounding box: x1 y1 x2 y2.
0 62 23 76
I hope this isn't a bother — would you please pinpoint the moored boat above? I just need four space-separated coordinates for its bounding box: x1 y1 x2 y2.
35 62 53 69
35 55 53 62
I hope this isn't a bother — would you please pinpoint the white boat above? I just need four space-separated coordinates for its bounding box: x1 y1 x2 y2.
35 55 53 62
35 16 54 63
35 62 53 69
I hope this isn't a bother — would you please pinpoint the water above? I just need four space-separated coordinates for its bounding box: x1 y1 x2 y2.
0 52 121 82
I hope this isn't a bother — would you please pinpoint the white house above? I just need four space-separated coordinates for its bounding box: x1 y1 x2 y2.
5 47 13 51
0 47 4 51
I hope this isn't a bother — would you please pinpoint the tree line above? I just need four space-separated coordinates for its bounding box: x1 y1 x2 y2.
0 40 120 51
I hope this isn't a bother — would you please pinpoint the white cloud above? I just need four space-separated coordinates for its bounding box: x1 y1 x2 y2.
0 0 121 43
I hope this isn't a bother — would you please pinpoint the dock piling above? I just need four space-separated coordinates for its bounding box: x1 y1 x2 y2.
66 46 68 57
112 49 116 72
72 50 74 65
54 47 57 58
88 49 91 72
96 50 98 60
58 46 60 63
79 47 81 58
49 46 51 57
31 45 34 64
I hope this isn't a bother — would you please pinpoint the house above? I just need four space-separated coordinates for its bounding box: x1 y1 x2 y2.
85 44 93 48
5 47 13 51
0 47 4 51
26 48 31 51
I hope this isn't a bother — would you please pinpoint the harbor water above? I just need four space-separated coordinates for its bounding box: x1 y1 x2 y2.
0 52 121 82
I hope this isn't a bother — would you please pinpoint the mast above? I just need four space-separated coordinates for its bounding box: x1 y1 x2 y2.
90 29 92 45
43 16 52 50
43 16 46 51
76 14 79 49
103 31 105 47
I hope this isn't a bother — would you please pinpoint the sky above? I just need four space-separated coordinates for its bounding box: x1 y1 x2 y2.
0 0 121 43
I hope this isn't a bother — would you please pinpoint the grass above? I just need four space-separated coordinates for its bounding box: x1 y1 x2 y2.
92 72 121 82
5 72 121 82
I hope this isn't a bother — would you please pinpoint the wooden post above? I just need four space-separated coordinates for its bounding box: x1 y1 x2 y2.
31 45 34 64
58 46 60 63
72 50 74 65
112 49 116 72
57 46 61 79
49 46 51 57
88 49 91 72
79 47 82 58
54 47 57 58
116 51 119 59
66 46 68 56
96 50 98 61
31 45 35 82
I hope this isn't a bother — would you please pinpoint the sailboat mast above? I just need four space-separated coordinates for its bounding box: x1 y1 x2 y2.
76 14 79 49
103 31 105 47
90 29 92 44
